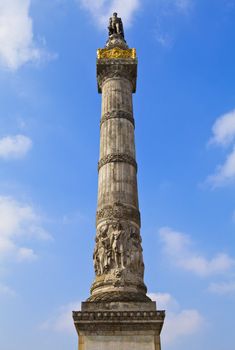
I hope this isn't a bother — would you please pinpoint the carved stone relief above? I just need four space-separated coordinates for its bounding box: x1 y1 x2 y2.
93 222 144 281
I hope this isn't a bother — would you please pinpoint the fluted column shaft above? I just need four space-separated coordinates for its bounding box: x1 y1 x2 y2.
89 55 148 302
98 77 138 212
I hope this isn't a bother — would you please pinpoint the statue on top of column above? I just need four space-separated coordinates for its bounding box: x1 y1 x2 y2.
108 12 125 39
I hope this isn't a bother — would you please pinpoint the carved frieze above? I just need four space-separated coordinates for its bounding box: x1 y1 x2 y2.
73 308 165 333
98 153 137 171
96 203 140 226
100 110 135 127
73 310 165 321
93 222 144 281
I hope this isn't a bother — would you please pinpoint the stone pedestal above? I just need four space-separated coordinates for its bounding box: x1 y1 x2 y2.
73 302 164 350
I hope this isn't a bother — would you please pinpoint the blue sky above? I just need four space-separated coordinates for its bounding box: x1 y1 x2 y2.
0 0 235 349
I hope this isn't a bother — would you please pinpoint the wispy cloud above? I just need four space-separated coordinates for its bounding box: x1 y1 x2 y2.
206 146 235 187
208 280 235 295
159 227 235 277
148 292 204 345
41 300 81 333
175 0 193 13
78 0 140 28
0 196 52 263
154 24 174 48
206 109 235 187
0 0 53 71
156 0 193 14
148 292 179 311
0 283 16 297
209 109 235 147
62 210 87 225
154 0 193 47
0 135 32 160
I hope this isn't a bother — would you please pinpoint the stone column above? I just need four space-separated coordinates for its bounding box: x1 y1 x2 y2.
88 40 149 302
73 26 165 350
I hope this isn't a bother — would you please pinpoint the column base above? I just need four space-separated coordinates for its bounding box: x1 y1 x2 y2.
87 291 151 302
73 301 165 350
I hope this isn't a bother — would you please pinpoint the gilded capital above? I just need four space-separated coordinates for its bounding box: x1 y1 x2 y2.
97 47 136 60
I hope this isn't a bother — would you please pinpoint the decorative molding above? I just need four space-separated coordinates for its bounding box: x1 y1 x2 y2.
73 310 165 322
98 153 137 171
97 60 137 93
96 203 140 226
97 47 136 60
101 110 135 127
87 291 150 302
73 308 165 332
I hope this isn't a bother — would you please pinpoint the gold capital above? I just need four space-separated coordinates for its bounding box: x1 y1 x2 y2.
97 47 136 59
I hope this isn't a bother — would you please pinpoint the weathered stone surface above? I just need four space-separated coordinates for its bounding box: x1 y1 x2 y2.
73 302 164 349
74 309 165 322
101 78 133 114
93 223 143 276
98 153 137 172
87 291 149 302
88 37 149 301
77 334 162 350
73 14 164 350
97 60 137 93
96 203 141 227
97 163 139 209
100 110 135 127
81 301 157 311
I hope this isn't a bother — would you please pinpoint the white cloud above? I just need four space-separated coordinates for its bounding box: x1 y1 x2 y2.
148 292 179 311
79 0 140 28
208 281 235 295
206 109 235 187
0 0 52 70
209 109 235 147
174 0 192 12
148 292 204 345
206 146 235 187
62 211 87 225
41 300 81 333
164 309 203 344
157 0 193 14
154 20 174 48
0 283 16 297
159 227 235 277
154 0 193 47
0 135 32 160
0 196 52 263
17 247 37 262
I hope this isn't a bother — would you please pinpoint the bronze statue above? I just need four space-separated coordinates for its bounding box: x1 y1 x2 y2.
108 12 124 38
